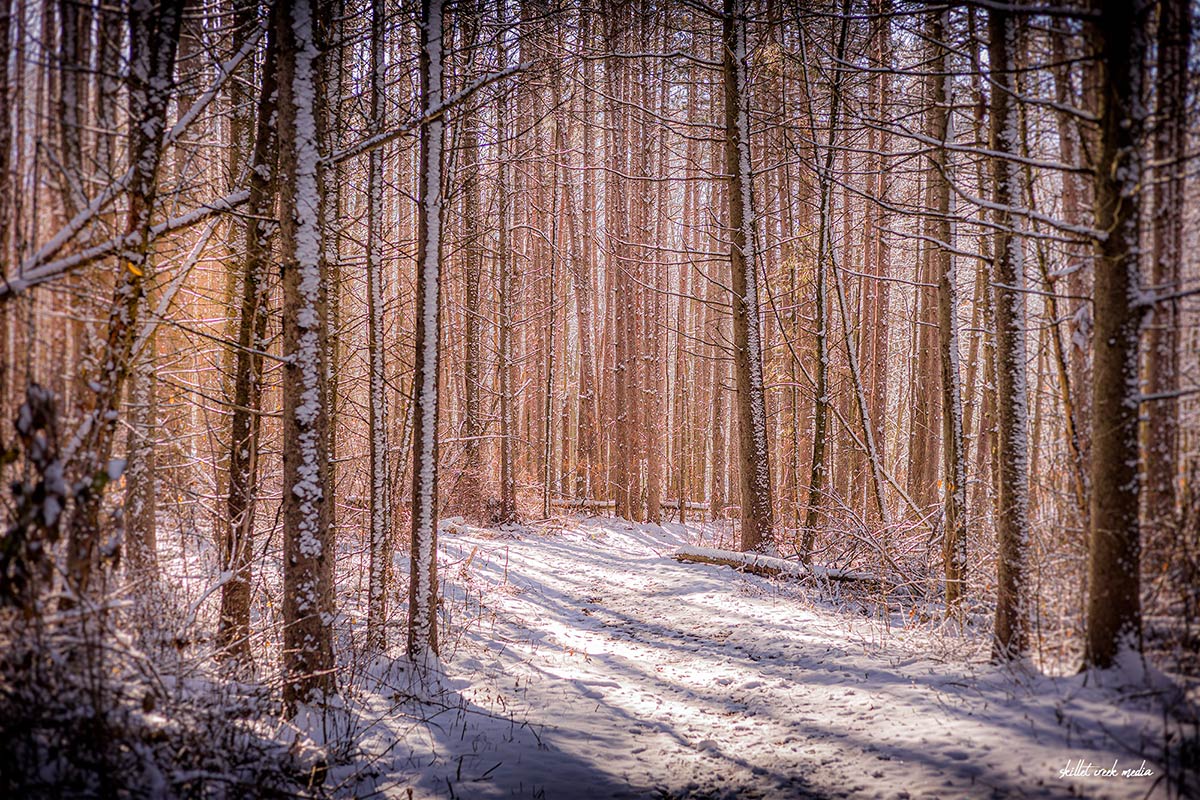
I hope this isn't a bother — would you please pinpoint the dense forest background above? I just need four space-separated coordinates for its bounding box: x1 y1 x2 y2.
0 0 1197 796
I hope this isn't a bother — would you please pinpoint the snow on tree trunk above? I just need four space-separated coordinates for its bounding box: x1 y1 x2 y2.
988 7 1031 661
365 0 391 652
723 0 772 554
277 0 335 707
408 0 445 662
1086 0 1151 669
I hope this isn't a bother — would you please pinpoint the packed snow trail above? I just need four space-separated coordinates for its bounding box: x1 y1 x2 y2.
346 517 1178 799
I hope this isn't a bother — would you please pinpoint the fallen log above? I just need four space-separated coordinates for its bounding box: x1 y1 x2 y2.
549 498 616 510
661 499 710 511
548 498 710 512
672 545 885 586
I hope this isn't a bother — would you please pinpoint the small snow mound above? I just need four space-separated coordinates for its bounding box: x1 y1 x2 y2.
439 516 469 535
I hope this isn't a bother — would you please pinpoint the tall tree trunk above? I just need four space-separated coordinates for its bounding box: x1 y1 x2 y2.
724 0 772 553
408 0 445 661
542 67 562 519
1086 0 1151 669
572 4 600 500
277 0 335 706
989 7 1032 661
708 260 728 521
495 0 516 524
322 0 344 537
801 1 852 558
1051 28 1092 532
865 0 892 521
1143 0 1189 568
56 0 87 216
926 9 967 613
64 0 182 605
646 26 670 525
0 0 10 423
454 5 484 524
365 0 391 651
966 9 998 529
219 1 278 661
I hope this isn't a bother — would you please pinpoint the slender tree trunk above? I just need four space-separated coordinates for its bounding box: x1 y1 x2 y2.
218 2 278 661
1051 29 1092 531
542 70 562 518
708 264 728 520
124 336 157 577
801 1 852 558
64 0 182 605
1018 104 1089 535
573 4 600 500
322 1 344 534
925 10 967 613
56 0 86 216
1143 0 1189 567
564 147 597 503
452 5 484 524
866 0 892 519
0 0 10 424
495 1 516 524
408 0 445 661
646 30 669 525
364 0 391 651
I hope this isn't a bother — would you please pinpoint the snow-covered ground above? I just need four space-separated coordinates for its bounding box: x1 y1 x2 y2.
325 516 1191 800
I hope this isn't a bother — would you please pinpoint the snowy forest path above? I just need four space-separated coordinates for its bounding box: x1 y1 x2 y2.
372 517 1170 800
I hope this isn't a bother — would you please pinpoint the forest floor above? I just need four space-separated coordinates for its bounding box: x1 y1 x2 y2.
330 516 1195 800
